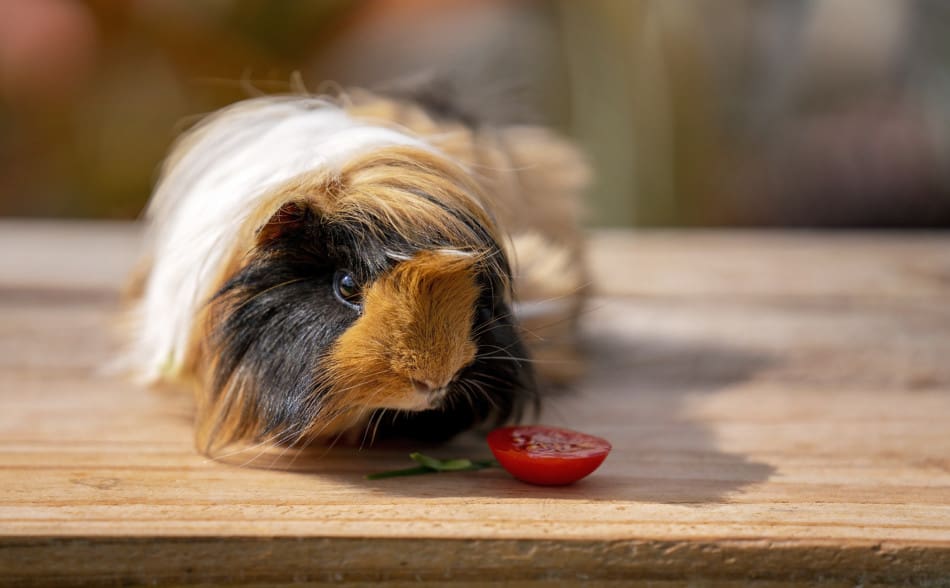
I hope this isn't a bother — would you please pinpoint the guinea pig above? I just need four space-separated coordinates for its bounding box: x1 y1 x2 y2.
122 87 590 456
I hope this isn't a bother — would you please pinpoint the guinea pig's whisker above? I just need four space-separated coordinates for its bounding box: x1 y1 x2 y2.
298 371 388 436
453 381 477 413
478 356 578 367
369 408 391 447
475 341 520 355
476 352 532 364
476 342 532 361
511 280 593 304
515 314 586 342
462 379 502 413
440 389 454 413
456 379 486 410
469 317 532 341
211 427 288 467
302 407 354 442
468 382 497 413
285 429 328 467
298 373 390 445
469 318 511 339
467 372 503 390
248 434 296 469
293 411 357 463
360 409 378 449
360 408 385 449
390 409 406 426
446 383 468 413
471 371 538 413
269 422 323 467
466 372 511 387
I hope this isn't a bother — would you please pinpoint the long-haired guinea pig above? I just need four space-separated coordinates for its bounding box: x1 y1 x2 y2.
123 86 590 456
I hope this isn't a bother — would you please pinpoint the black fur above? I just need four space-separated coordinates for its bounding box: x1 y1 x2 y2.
206 203 535 446
207 210 361 441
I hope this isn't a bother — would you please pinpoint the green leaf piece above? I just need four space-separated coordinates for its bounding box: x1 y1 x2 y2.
367 453 498 480
437 458 474 471
409 452 445 470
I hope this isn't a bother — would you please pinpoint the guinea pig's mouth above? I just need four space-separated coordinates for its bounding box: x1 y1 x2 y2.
369 380 452 412
407 379 449 411
384 392 445 411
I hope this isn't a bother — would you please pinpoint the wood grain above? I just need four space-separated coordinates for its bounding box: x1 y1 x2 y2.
1 221 949 585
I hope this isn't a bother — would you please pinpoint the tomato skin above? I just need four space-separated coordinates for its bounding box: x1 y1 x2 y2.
487 426 612 486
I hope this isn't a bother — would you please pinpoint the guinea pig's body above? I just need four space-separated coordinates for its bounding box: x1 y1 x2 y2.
125 88 589 455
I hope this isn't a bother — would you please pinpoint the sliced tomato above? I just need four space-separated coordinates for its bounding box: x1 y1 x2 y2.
487 426 612 486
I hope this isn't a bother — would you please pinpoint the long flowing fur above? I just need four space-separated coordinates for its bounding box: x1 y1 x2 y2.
124 88 589 455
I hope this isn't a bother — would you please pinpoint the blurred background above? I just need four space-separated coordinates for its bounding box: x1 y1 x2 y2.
1 0 949 227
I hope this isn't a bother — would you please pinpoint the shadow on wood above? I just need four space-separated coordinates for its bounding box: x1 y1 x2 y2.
245 330 778 505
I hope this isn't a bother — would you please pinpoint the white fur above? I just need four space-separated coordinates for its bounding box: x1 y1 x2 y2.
128 97 435 382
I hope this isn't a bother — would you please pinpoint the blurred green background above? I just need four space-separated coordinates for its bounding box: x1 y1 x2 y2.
2 0 949 227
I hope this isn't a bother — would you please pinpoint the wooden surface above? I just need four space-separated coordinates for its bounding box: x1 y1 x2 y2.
1 220 949 586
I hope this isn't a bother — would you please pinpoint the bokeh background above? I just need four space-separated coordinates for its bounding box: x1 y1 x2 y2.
2 0 949 227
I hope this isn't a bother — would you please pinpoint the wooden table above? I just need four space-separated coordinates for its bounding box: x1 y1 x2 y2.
1 221 949 586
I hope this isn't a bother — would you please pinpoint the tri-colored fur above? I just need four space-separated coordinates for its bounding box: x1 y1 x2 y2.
125 87 589 456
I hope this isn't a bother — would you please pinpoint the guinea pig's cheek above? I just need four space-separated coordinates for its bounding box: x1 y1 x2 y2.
320 311 415 412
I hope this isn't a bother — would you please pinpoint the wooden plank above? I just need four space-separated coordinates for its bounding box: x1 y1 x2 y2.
588 229 950 299
1 223 949 585
0 220 140 293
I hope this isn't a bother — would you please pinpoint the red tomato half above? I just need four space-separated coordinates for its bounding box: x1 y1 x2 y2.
487 426 612 486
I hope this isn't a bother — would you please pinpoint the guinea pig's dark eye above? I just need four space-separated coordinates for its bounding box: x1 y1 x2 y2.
333 270 362 310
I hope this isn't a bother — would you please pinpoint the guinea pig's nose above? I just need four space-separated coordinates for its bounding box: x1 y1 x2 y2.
410 378 442 396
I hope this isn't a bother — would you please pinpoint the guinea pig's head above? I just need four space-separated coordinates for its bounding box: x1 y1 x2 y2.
196 147 535 454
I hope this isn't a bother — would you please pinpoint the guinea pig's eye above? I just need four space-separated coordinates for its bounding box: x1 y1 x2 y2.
333 270 362 310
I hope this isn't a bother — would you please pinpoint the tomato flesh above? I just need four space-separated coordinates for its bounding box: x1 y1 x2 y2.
487 426 612 486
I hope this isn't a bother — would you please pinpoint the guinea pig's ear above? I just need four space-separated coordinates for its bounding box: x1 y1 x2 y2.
255 201 311 246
